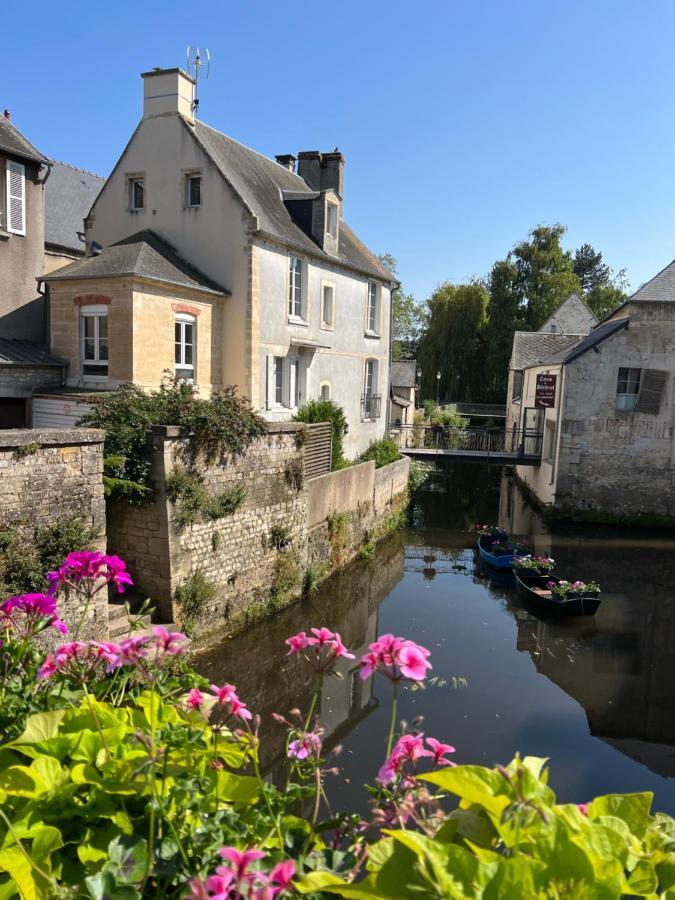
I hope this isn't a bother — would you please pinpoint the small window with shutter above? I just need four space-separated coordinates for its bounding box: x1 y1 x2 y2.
6 161 26 235
635 369 668 415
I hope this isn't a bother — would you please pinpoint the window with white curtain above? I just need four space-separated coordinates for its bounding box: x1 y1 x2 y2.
80 307 109 377
288 256 304 319
175 314 196 381
616 367 641 411
366 282 379 334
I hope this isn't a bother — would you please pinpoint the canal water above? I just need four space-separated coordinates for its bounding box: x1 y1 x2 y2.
196 462 675 815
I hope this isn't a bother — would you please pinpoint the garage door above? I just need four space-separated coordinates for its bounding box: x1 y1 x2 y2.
32 396 92 428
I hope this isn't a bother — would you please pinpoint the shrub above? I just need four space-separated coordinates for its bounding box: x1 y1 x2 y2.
408 458 432 493
268 524 292 551
293 399 347 470
284 457 304 491
174 567 216 627
204 486 246 520
80 376 266 504
166 467 246 525
357 437 401 468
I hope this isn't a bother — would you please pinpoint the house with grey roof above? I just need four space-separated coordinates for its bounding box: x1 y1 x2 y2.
43 160 104 273
505 266 675 519
42 67 395 455
389 359 417 429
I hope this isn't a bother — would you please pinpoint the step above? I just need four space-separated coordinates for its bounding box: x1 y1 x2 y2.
109 612 151 639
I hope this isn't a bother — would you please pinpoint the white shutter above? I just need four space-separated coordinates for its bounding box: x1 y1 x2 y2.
6 161 26 235
265 355 274 410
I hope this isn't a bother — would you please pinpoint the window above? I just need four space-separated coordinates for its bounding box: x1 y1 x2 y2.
512 370 523 401
362 359 381 419
321 283 334 328
175 314 196 381
366 282 379 334
616 367 641 411
274 356 284 405
6 161 25 235
186 173 201 208
549 324 557 333
128 177 144 211
80 307 108 377
326 202 338 238
320 382 331 401
288 256 304 319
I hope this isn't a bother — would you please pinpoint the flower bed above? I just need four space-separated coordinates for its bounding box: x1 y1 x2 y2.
515 555 556 574
548 578 602 598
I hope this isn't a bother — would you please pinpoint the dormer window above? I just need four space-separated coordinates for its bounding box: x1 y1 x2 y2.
326 202 338 238
186 173 201 208
128 176 144 211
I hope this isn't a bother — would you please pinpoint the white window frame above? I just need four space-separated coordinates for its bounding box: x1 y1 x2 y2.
616 367 641 411
320 381 332 401
366 281 380 336
288 359 299 409
175 313 197 382
362 358 380 420
80 305 109 379
273 356 284 406
185 172 201 208
6 160 26 235
288 256 307 322
128 175 145 211
326 201 338 238
320 281 335 330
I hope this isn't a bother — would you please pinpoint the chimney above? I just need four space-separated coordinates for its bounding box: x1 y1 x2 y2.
275 154 297 173
297 150 345 199
141 67 195 119
3 110 10 121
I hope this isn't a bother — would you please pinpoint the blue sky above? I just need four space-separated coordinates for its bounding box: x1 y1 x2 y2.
5 0 675 299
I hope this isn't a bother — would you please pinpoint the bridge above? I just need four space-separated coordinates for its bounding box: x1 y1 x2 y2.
443 402 507 419
389 425 543 466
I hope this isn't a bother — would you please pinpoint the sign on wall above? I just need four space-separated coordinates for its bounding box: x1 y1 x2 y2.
535 373 557 408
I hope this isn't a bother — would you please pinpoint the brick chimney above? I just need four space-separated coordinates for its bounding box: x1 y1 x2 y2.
297 150 345 199
141 68 195 119
3 110 10 121
275 154 297 173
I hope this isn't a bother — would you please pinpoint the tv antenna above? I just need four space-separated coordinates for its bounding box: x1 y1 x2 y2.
186 46 210 113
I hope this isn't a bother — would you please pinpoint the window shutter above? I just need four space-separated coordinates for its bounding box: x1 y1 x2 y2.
6 161 26 235
635 369 668 414
265 355 274 410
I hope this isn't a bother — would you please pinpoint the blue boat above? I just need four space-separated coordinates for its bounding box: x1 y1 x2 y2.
477 534 524 571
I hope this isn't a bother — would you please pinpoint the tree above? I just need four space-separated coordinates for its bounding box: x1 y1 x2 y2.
376 254 426 359
417 282 488 402
513 224 581 329
482 258 524 401
573 243 611 292
585 283 627 319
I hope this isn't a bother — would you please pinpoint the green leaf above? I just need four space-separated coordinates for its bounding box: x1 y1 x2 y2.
0 846 50 900
9 710 66 747
590 794 653 839
107 835 148 885
294 870 347 895
656 854 675 890
422 765 510 817
84 870 141 899
625 859 658 896
214 770 259 804
0 767 38 797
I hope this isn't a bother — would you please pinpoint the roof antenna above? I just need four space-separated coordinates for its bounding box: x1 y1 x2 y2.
186 46 210 115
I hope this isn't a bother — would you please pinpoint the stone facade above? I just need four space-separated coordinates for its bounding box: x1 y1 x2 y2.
0 427 107 641
537 292 597 335
0 365 63 398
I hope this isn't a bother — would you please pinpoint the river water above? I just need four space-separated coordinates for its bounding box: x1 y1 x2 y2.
196 462 675 815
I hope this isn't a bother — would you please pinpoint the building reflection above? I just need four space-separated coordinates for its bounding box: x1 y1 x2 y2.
497 472 675 777
194 535 405 773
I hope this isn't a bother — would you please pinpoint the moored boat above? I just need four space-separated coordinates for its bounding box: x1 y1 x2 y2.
514 571 601 617
477 534 525 571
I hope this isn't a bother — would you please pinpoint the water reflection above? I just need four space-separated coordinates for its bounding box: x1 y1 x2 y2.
196 463 675 813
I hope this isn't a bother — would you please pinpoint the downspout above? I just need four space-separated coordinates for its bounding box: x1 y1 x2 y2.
385 280 397 437
37 160 53 348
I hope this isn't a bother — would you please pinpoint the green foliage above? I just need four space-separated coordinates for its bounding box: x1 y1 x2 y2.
268 524 292 551
328 511 351 569
303 561 329 595
293 400 347 470
513 224 581 330
284 457 304 491
14 441 41 458
0 516 99 597
424 402 468 428
80 377 265 505
174 568 216 627
270 551 301 603
166 466 245 526
204 486 246 520
377 253 426 359
357 437 401 469
408 459 432 494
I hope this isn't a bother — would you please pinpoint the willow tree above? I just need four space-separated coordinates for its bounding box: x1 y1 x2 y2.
417 282 488 403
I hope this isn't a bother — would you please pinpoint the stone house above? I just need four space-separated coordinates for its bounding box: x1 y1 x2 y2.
42 67 395 456
389 359 417 426
43 160 104 274
506 264 675 517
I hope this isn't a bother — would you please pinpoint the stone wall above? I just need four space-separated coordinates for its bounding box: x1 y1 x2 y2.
0 365 64 398
0 427 107 641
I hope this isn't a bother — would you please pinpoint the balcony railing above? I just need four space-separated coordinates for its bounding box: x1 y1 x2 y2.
361 393 382 420
388 424 543 458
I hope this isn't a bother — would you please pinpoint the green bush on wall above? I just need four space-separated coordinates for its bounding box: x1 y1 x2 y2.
357 437 401 468
293 399 348 470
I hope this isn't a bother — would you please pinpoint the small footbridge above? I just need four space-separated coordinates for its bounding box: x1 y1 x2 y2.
390 425 543 466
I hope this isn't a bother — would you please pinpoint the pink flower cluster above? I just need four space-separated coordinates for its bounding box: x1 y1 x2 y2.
0 593 67 638
186 683 252 722
47 551 133 596
188 847 294 899
359 633 431 683
378 732 456 784
288 728 323 761
37 625 186 680
285 626 354 673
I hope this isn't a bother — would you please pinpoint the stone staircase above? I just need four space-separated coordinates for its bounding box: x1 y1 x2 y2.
107 593 181 642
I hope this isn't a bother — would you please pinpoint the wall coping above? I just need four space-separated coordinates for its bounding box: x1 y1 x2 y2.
0 428 105 449
150 421 307 438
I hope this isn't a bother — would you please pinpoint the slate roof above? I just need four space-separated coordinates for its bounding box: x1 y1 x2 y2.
542 317 630 366
628 258 675 304
44 160 105 254
390 360 417 387
190 121 393 282
511 332 584 370
0 116 49 165
45 230 230 296
0 339 66 367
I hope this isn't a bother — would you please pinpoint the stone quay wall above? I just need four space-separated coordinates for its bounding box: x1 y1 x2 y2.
107 425 410 641
0 428 107 642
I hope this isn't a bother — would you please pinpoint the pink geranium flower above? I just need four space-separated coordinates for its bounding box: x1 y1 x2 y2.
285 625 354 674
218 847 266 880
359 633 431 683
186 688 205 710
152 625 186 657
269 860 295 890
210 683 253 722
285 631 309 654
425 737 456 766
47 550 133 596
0 593 68 637
578 803 590 816
288 730 323 761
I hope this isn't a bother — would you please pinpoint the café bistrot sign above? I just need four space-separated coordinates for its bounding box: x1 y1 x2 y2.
535 373 557 408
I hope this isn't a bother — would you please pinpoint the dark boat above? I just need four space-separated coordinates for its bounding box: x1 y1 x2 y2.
514 571 601 617
477 534 524 571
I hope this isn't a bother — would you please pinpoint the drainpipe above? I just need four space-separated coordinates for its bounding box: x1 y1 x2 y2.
385 280 396 437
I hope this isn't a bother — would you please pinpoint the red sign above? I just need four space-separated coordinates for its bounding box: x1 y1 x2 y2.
535 374 557 408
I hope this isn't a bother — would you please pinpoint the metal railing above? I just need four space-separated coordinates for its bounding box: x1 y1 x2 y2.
361 393 382 420
389 424 543 458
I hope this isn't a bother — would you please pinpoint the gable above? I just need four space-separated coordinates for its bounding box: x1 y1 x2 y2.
537 292 597 335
